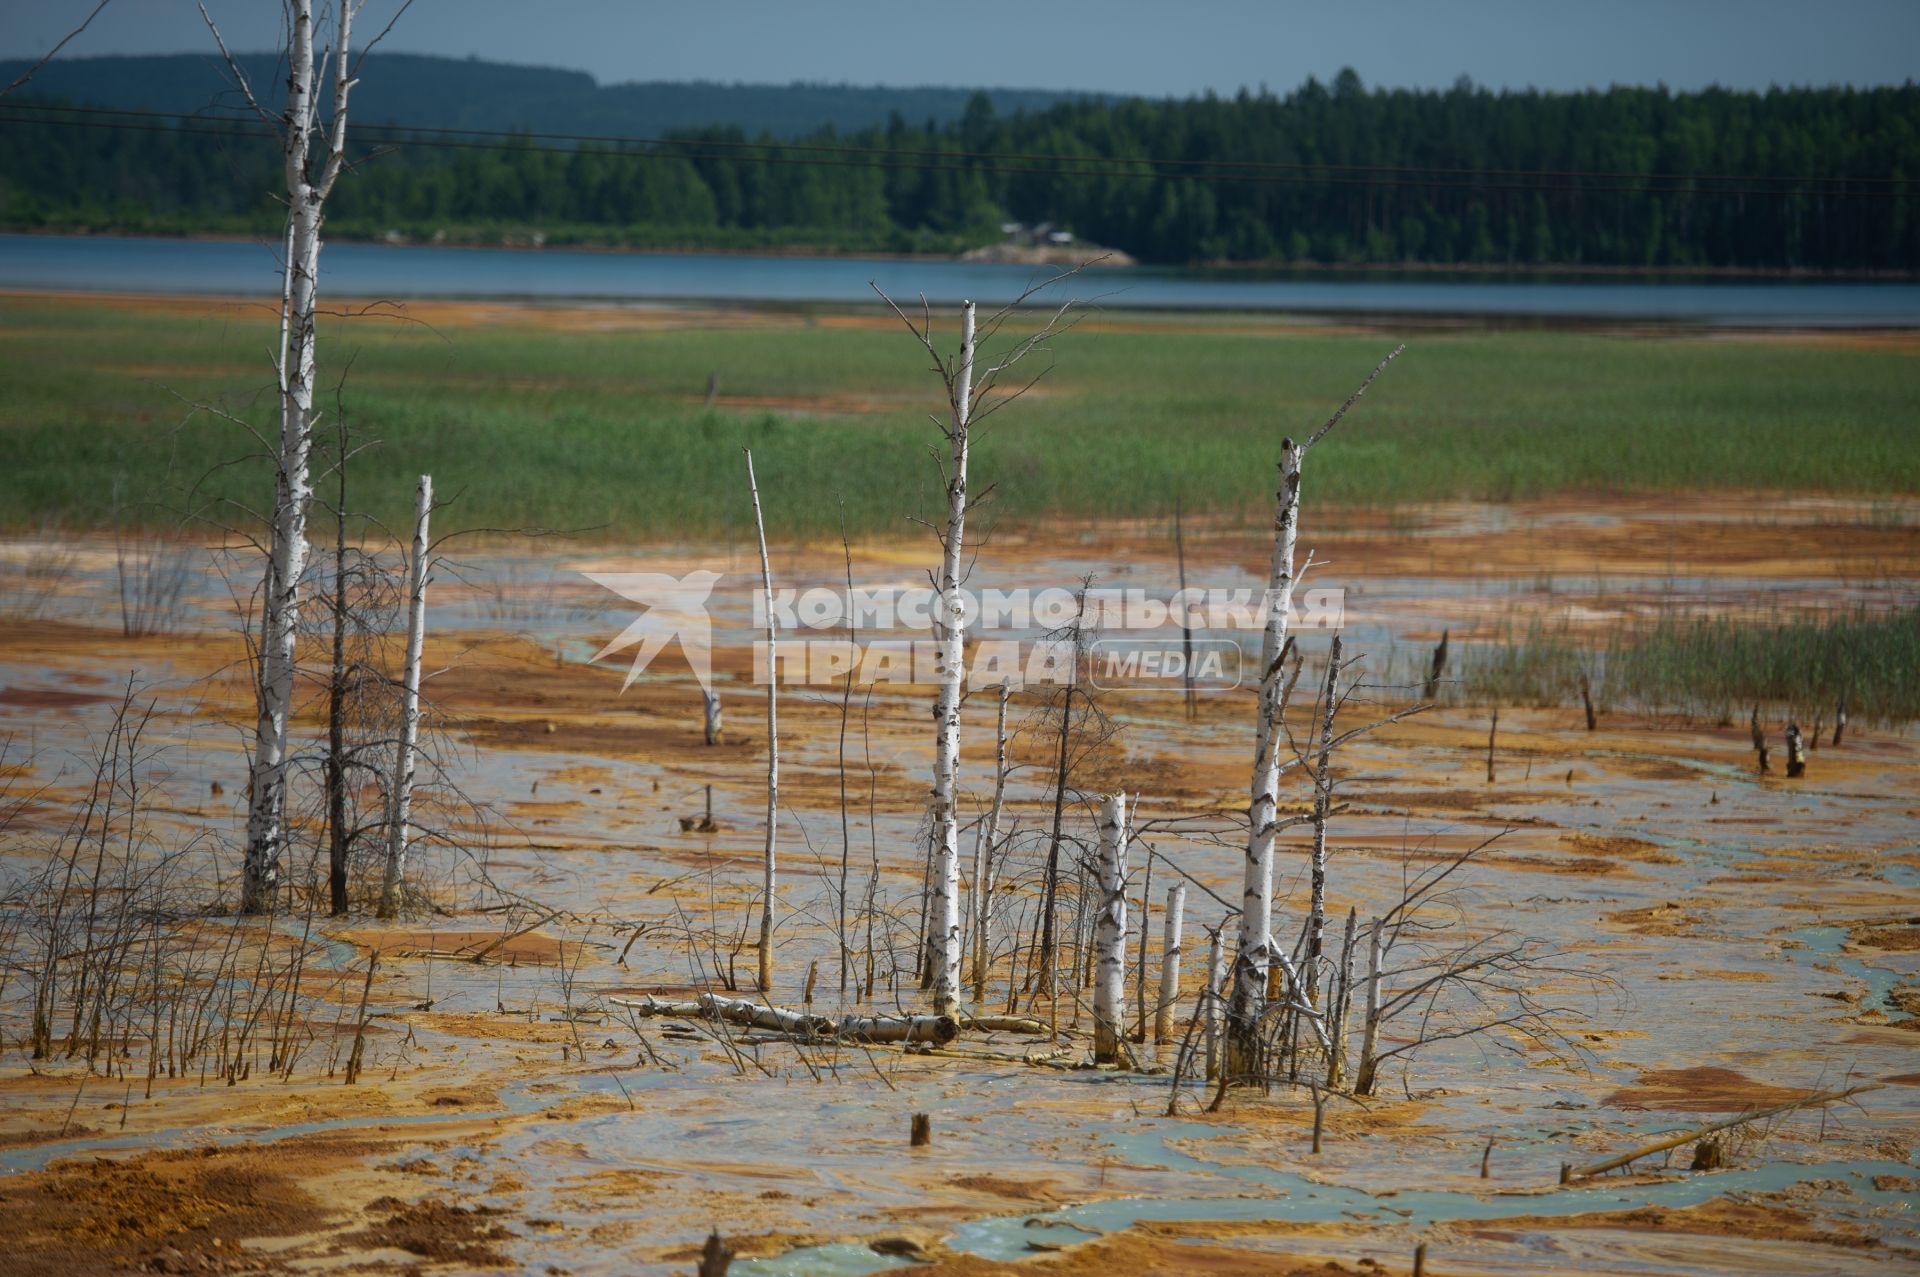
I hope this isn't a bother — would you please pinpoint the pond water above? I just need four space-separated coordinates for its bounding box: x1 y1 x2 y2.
4 233 1918 326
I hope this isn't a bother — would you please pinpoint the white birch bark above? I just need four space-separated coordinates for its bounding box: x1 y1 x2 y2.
744 449 778 993
1354 915 1386 1095
1222 345 1400 1072
1155 882 1185 1044
970 679 1009 1002
1306 634 1343 975
928 301 975 1017
611 995 957 1045
239 0 359 913
1229 436 1304 1067
1326 907 1357 1087
1204 930 1225 1081
1091 791 1130 1063
376 473 431 918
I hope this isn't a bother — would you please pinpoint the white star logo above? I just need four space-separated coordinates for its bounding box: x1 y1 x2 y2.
583 570 721 694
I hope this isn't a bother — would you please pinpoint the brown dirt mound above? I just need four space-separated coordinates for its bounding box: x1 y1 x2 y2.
348 1196 518 1267
0 1144 326 1277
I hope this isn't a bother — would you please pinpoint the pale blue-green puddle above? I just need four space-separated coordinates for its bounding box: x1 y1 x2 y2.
739 1117 1918 1276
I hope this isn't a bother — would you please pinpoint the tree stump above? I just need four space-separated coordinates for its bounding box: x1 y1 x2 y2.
1785 722 1807 778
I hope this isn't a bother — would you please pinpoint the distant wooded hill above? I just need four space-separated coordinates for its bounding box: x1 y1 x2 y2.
1 56 1914 270
0 53 1102 138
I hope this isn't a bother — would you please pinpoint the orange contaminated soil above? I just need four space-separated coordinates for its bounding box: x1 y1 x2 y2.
1603 1066 1817 1112
3 491 1918 1274
22 287 1920 350
908 1233 1375 1276
1849 921 1920 952
1456 1196 1882 1250
0 1134 467 1277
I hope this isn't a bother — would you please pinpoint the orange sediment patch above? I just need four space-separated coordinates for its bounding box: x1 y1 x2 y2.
1604 1066 1815 1112
335 926 573 965
1458 1196 1880 1250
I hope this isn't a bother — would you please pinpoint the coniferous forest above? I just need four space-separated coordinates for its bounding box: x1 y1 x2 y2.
2 64 1915 269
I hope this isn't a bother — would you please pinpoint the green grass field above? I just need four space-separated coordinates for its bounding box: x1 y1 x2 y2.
2 294 1916 540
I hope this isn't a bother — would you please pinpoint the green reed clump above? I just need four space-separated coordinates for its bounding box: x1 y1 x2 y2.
1457 620 1591 707
1459 606 1920 725
1604 605 1920 725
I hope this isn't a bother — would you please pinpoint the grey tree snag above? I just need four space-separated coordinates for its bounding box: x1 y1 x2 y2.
1785 722 1807 777
1354 915 1386 1095
744 448 778 993
1092 792 1130 1063
236 0 361 914
1226 344 1402 1078
1203 929 1225 1081
377 473 431 919
1155 882 1186 1044
971 679 1010 1003
702 689 723 745
928 301 976 1018
1230 436 1303 1076
1305 635 1343 976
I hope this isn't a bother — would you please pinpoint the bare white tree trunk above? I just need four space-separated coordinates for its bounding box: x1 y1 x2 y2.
1204 929 1225 1081
1224 345 1401 1075
970 679 1009 1002
1229 436 1304 1069
702 688 722 745
1354 915 1386 1095
1155 882 1185 1044
377 473 431 919
1092 791 1130 1063
928 301 975 1018
234 0 360 914
1306 634 1343 975
1326 907 1357 1087
744 449 778 993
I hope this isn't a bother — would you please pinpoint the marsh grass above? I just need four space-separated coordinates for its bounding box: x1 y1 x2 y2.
2 296 1916 539
1461 605 1920 725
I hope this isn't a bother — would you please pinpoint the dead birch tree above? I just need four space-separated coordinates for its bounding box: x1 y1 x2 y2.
877 272 1089 1018
1204 929 1225 1080
376 474 430 918
1092 791 1130 1063
744 449 778 993
202 0 374 913
1155 882 1185 1044
1304 635 1343 975
970 680 1011 1002
1228 347 1402 1076
925 300 976 1018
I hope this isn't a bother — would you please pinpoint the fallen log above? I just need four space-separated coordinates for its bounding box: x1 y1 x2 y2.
609 994 956 1045
1567 1082 1883 1180
960 1013 1051 1035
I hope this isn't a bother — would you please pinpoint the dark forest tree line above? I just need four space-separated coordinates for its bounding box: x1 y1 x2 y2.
3 70 1914 268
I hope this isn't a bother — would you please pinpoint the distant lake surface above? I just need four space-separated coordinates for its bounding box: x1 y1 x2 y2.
3 233 1917 326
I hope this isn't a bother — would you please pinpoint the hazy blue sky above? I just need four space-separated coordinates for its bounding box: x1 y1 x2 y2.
7 0 1918 96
